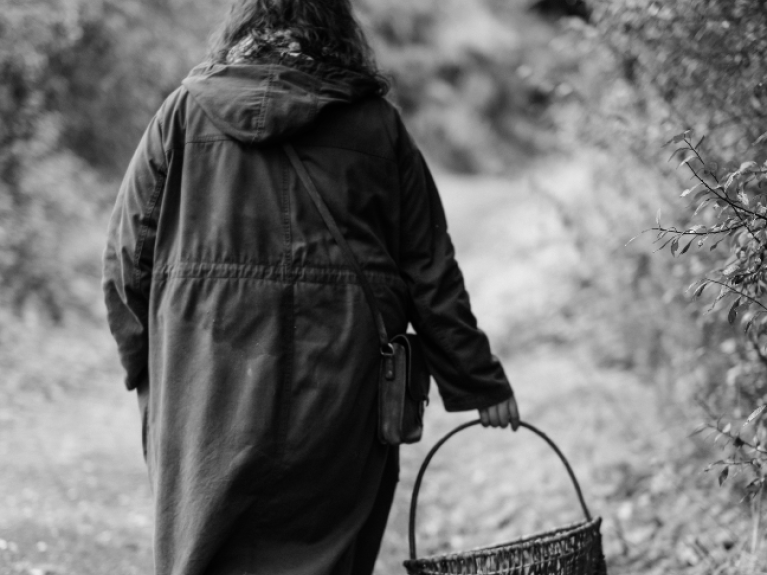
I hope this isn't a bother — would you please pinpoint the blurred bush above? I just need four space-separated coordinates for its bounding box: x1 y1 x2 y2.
0 0 185 319
585 0 767 424
518 1 767 400
535 2 767 546
592 0 767 160
360 0 575 172
0 0 579 325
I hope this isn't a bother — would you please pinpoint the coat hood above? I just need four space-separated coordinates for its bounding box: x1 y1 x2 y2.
182 61 381 144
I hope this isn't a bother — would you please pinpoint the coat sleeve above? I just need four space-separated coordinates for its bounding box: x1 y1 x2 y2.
102 113 167 391
394 113 514 412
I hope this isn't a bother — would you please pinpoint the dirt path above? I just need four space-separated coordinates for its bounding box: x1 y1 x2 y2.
0 362 153 575
375 166 668 573
0 162 712 574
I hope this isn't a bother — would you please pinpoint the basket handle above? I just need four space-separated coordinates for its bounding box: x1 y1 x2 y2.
408 419 592 561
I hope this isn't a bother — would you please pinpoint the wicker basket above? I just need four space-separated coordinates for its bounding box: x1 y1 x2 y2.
404 420 607 575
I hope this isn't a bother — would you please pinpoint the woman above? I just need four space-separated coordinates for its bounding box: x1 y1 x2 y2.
102 1 519 574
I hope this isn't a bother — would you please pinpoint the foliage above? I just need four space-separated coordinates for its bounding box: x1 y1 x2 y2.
585 0 767 436
545 3 767 551
590 0 767 162
0 0 202 320
359 0 574 172
0 0 100 318
646 129 767 552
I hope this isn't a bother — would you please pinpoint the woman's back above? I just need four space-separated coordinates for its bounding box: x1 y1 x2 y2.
120 60 410 575
172 61 407 281
103 6 515 575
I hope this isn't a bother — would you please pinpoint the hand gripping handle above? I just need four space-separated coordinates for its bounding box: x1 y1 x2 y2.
408 419 592 560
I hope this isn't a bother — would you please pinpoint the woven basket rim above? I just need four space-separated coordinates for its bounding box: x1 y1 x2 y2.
404 515 602 568
406 536 600 575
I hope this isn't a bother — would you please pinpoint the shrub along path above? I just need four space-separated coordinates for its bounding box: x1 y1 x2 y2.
0 161 756 575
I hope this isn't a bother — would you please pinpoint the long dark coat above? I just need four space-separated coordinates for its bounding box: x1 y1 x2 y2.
102 59 513 575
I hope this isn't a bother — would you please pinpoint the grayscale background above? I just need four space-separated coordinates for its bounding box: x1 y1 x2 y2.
2 1 766 573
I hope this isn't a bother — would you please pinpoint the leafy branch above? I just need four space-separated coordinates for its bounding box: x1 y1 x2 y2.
649 129 767 516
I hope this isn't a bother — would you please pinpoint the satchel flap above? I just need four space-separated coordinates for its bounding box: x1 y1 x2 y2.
378 343 408 445
391 333 431 403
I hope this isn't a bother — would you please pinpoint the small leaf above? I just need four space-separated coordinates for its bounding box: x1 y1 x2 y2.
694 190 709 202
746 405 766 424
669 147 690 162
680 238 695 254
656 208 662 226
682 183 704 197
739 190 750 206
719 466 729 486
664 131 691 146
654 237 675 253
694 199 710 215
691 423 708 436
728 298 741 324
679 154 697 169
694 283 708 298
670 237 680 256
708 286 729 312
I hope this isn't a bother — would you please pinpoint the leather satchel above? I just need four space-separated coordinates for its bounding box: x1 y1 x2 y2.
380 333 430 444
283 144 431 445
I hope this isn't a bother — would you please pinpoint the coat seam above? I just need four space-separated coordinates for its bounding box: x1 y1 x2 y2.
379 99 397 155
131 113 169 295
296 143 396 164
132 173 166 295
156 271 403 286
159 275 403 287
277 148 296 472
184 134 232 144
392 106 404 267
281 151 293 277
254 65 274 143
154 261 402 281
172 140 397 163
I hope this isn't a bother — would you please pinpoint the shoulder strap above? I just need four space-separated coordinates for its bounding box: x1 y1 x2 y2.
282 143 391 354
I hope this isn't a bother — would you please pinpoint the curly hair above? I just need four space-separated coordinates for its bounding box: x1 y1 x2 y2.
207 0 389 94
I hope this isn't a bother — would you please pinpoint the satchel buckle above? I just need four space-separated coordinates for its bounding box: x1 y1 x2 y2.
381 343 396 381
